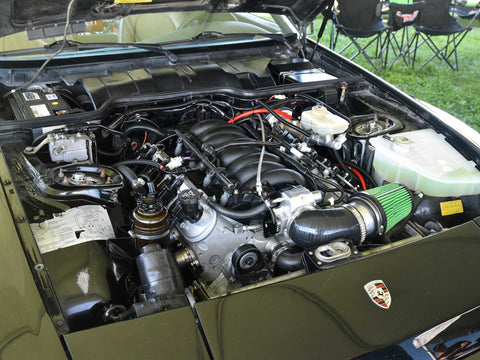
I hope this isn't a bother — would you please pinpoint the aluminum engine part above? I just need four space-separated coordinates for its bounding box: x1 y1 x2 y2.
272 186 323 236
313 241 352 263
136 243 184 298
48 133 93 163
133 244 187 317
176 198 255 282
24 132 94 163
310 133 347 150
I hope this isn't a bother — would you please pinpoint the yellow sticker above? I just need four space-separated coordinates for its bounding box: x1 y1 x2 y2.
51 101 59 105
114 0 152 3
440 199 464 216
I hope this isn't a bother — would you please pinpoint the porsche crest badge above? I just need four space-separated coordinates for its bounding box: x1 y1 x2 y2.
364 280 391 309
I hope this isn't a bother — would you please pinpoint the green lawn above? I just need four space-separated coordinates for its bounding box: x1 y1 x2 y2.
313 13 480 131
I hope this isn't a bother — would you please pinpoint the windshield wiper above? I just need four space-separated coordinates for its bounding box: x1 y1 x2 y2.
0 40 178 63
59 41 179 63
0 32 294 59
190 31 296 49
45 39 83 50
125 43 178 64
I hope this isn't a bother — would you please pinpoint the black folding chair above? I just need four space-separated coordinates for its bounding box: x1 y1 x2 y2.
330 0 390 70
451 1 480 19
411 0 479 70
385 2 425 69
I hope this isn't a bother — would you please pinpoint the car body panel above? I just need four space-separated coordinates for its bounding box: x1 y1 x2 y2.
64 305 210 359
0 170 66 359
195 220 480 359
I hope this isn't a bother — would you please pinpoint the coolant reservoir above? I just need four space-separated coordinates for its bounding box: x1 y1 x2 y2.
370 129 480 196
301 105 349 135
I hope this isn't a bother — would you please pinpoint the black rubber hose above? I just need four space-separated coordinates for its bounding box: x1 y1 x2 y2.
124 124 165 139
276 250 304 271
343 160 377 188
333 149 349 173
256 99 310 137
288 207 362 248
113 160 161 168
214 141 280 153
207 200 267 220
115 164 138 184
97 144 127 157
115 164 147 194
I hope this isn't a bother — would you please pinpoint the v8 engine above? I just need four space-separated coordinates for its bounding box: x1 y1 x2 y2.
5 76 480 333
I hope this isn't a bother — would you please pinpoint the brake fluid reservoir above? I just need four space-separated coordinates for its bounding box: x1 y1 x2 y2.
301 105 349 134
370 129 480 196
301 106 349 149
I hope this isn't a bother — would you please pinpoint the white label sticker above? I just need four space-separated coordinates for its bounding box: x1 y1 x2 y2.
45 93 58 100
30 104 51 117
30 205 115 253
41 125 65 134
22 91 40 101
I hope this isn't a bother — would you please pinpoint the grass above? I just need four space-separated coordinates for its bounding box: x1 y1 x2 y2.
312 13 480 131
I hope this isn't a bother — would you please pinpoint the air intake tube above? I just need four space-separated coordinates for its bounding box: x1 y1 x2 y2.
288 183 412 248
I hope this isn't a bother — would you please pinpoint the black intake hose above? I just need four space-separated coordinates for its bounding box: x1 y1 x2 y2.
288 207 363 248
276 250 304 271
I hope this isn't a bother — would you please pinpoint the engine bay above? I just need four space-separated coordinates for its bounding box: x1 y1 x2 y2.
2 56 480 333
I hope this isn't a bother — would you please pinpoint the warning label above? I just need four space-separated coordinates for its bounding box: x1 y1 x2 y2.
440 199 464 216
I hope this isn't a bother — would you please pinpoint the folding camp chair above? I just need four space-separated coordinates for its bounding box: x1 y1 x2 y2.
411 0 479 70
330 0 390 70
385 1 425 69
451 1 480 19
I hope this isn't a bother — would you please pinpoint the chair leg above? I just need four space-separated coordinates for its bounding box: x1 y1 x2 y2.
384 32 391 69
445 34 450 59
349 37 379 70
338 38 354 54
405 27 411 65
453 34 459 70
412 32 419 68
330 22 335 50
387 28 411 69
445 30 468 60
420 35 456 70
445 30 469 70
379 32 384 68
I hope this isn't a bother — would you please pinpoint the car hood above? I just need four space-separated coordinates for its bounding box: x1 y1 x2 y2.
0 0 329 38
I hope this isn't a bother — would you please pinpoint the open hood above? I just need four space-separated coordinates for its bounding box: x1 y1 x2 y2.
0 0 329 39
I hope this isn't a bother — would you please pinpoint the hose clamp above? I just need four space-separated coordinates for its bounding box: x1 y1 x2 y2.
344 204 367 244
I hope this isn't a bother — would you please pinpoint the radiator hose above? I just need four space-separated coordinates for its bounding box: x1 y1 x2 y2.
288 183 413 248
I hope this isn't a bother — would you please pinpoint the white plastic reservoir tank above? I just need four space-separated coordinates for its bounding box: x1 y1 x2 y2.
370 128 480 197
301 105 349 135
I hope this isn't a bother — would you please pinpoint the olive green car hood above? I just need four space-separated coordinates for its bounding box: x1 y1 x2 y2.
63 219 480 360
0 0 329 38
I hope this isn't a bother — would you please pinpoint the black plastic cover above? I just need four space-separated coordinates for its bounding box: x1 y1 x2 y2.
81 65 255 109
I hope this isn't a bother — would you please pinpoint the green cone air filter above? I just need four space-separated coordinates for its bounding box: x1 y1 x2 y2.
363 183 413 233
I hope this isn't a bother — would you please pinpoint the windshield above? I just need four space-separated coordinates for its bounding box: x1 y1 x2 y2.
0 11 287 53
